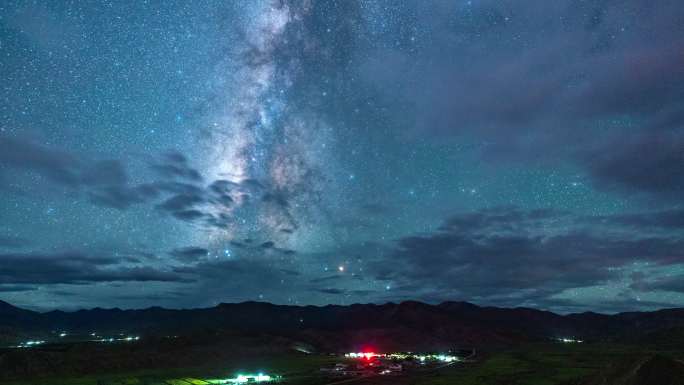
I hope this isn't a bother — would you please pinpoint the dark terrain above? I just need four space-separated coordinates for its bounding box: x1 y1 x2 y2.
2 300 684 384
6 300 684 348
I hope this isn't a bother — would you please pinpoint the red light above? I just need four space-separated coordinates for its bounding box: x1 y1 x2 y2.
363 352 374 360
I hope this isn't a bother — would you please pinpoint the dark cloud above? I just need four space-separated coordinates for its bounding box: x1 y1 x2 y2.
262 192 290 208
151 181 205 196
0 136 164 210
349 290 375 297
151 151 203 182
88 184 159 210
172 209 207 222
156 192 209 222
205 214 231 229
157 193 205 212
309 275 342 284
349 0 684 198
163 152 187 164
574 297 678 314
0 137 229 217
173 258 260 277
50 290 79 297
230 241 247 248
208 179 239 194
317 288 344 295
81 160 128 187
585 208 684 229
0 135 80 186
0 284 38 292
169 247 209 262
168 258 306 306
260 241 275 249
0 134 312 234
632 274 684 294
0 251 192 285
584 133 684 198
439 207 566 234
113 291 186 302
313 288 374 297
365 207 684 308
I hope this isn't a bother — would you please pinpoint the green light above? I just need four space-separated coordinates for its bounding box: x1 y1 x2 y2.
227 373 275 383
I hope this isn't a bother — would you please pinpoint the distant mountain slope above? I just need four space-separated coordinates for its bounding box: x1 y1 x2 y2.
3 299 684 350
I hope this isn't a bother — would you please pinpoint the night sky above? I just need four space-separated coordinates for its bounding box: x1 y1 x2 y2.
1 1 683 313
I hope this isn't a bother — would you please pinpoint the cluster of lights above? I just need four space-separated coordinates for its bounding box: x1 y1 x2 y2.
416 354 458 363
224 373 275 383
95 336 140 343
557 337 583 343
345 352 458 363
16 340 46 348
345 352 380 360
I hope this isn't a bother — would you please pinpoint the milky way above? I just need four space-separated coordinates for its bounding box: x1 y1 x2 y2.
0 0 683 313
202 1 337 251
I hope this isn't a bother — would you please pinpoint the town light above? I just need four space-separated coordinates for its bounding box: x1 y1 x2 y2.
557 337 583 343
227 373 275 383
18 340 46 348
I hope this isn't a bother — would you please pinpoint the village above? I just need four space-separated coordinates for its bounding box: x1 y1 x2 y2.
318 351 466 378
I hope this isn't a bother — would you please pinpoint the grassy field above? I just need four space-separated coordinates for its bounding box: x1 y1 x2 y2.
318 343 676 385
411 343 626 385
3 353 340 385
5 343 683 385
389 343 680 385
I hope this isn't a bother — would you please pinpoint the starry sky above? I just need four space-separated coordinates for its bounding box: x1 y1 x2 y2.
1 0 683 313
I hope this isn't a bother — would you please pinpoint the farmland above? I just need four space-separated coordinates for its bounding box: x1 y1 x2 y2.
6 342 682 385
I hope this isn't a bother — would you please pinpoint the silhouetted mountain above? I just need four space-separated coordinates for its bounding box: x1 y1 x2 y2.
0 300 42 332
0 300 36 319
4 300 684 350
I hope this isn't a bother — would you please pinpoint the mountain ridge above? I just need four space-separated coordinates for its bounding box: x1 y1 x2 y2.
3 299 684 350
8 298 684 316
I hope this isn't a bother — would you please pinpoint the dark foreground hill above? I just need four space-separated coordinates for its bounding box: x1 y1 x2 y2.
4 300 684 384
577 354 684 385
4 299 684 350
